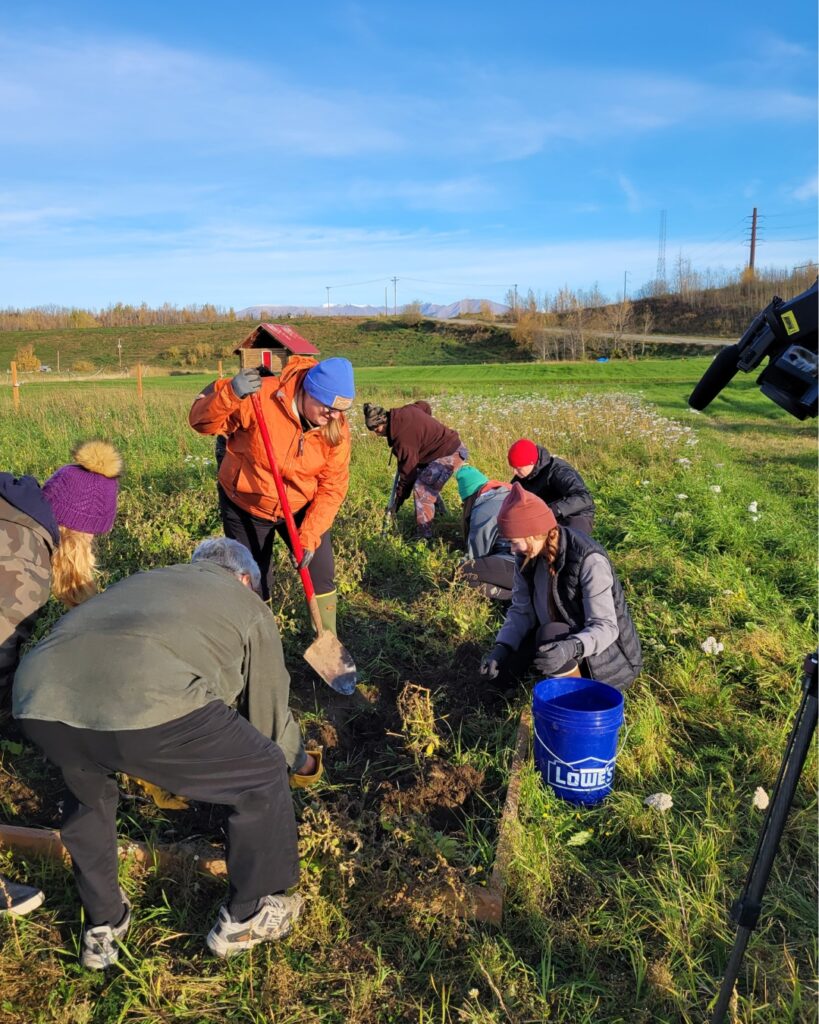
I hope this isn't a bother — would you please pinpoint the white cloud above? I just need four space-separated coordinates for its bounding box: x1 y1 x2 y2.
791 175 819 201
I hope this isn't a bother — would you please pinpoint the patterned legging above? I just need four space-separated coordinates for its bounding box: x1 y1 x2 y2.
413 446 468 537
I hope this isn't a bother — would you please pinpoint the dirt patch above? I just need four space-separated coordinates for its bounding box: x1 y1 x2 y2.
378 759 484 823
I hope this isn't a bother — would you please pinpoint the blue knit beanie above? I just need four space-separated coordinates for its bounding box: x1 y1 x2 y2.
455 465 489 500
303 358 355 410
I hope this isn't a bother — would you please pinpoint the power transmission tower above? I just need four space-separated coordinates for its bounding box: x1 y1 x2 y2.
391 276 399 315
326 286 331 311
748 207 759 271
656 210 667 292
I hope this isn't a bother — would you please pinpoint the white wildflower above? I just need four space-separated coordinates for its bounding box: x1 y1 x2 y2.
641 480 650 486
747 501 758 513
676 457 692 466
468 989 479 1000
676 494 688 501
645 793 673 813
752 787 769 811
750 514 759 522
709 485 721 493
701 636 724 655
722 589 734 596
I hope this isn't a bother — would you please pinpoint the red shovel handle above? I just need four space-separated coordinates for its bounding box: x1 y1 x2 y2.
250 393 320 620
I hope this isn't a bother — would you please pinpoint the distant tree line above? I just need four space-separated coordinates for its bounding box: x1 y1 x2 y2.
0 303 236 332
505 262 817 361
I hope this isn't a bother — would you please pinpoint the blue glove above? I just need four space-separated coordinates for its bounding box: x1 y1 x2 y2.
230 367 262 399
534 638 582 676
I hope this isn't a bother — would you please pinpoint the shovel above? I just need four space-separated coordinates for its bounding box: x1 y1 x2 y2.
250 394 358 695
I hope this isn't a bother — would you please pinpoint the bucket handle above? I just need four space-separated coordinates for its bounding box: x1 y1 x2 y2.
532 719 631 770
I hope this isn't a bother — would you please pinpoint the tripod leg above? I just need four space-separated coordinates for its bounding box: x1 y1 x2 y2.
710 653 818 1023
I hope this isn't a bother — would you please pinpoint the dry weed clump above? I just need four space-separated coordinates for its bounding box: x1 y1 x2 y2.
395 682 443 758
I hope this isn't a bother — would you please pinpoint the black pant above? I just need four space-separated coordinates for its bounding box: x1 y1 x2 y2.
460 555 515 601
218 486 334 601
21 702 299 925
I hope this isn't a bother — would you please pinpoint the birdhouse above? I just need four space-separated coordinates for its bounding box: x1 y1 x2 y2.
234 323 320 374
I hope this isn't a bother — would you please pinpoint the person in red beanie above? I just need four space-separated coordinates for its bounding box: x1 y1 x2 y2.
507 438 595 535
479 484 641 692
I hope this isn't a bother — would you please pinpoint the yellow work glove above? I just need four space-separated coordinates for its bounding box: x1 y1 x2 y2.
290 748 324 789
130 777 190 810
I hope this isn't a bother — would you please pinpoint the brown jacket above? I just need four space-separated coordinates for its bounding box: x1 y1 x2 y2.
388 402 462 506
189 357 351 552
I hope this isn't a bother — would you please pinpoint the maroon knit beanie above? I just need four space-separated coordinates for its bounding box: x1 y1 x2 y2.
508 438 538 468
42 440 122 535
497 482 557 538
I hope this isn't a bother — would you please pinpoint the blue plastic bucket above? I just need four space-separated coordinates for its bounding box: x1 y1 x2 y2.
532 676 625 805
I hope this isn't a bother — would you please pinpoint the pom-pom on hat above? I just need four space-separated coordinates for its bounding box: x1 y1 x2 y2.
42 440 122 535
303 358 355 411
497 482 557 538
363 403 388 430
455 465 489 500
508 438 539 469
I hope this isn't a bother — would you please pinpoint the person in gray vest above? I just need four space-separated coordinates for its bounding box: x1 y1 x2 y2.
454 465 515 601
479 484 641 691
14 537 314 968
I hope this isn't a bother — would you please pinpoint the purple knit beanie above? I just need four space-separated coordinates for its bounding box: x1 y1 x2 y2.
42 440 123 535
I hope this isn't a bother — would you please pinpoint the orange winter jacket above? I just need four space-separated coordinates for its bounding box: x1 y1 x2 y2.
189 356 351 552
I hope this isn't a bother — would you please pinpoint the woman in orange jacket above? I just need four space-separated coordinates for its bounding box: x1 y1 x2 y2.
189 355 355 632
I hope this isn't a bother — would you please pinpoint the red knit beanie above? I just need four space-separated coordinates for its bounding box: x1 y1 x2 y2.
508 438 538 468
497 482 557 538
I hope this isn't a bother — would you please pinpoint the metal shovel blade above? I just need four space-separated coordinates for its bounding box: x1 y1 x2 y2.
304 631 358 695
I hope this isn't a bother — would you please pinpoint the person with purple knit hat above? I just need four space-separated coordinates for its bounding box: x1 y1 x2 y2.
479 483 641 692
0 438 122 924
1 439 123 710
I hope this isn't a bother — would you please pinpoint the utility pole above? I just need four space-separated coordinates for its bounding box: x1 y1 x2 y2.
56 349 60 373
748 207 758 271
513 283 518 315
391 276 399 315
623 270 630 302
656 210 667 292
384 286 388 317
326 286 331 312
117 338 123 370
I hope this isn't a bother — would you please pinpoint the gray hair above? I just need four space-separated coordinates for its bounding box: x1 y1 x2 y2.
191 537 262 594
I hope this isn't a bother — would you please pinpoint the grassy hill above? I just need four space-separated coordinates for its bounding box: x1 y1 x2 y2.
0 318 529 374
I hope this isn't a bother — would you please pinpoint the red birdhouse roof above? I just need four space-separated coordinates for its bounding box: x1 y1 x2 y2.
235 323 320 355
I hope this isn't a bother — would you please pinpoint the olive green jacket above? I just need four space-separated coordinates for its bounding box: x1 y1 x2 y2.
13 561 305 769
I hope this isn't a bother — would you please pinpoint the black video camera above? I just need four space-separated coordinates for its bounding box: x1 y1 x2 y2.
688 279 817 420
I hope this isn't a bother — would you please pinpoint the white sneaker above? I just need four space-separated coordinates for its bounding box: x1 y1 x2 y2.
0 878 45 916
206 893 303 958
81 895 131 970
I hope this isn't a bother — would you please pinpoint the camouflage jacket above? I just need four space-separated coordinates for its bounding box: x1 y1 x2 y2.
0 492 55 696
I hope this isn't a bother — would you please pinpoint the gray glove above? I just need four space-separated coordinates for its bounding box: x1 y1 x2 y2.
534 637 583 676
290 548 314 571
480 643 510 681
230 367 262 399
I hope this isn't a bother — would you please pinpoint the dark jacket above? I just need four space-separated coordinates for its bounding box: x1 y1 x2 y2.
388 402 462 507
497 528 641 691
13 561 305 767
513 444 594 524
0 478 58 695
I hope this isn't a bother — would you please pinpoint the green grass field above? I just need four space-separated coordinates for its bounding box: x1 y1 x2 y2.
0 359 816 1023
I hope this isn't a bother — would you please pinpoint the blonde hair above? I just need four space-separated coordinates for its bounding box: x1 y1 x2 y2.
50 526 98 607
519 526 561 574
321 415 346 448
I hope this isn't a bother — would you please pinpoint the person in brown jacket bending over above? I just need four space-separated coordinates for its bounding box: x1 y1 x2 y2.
363 400 467 540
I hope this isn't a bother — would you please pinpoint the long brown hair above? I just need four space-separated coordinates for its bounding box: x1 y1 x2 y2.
519 526 561 574
50 527 98 607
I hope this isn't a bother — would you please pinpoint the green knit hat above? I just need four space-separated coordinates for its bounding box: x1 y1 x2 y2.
455 465 489 500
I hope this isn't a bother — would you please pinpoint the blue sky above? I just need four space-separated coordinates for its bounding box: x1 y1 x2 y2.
1 1 816 310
